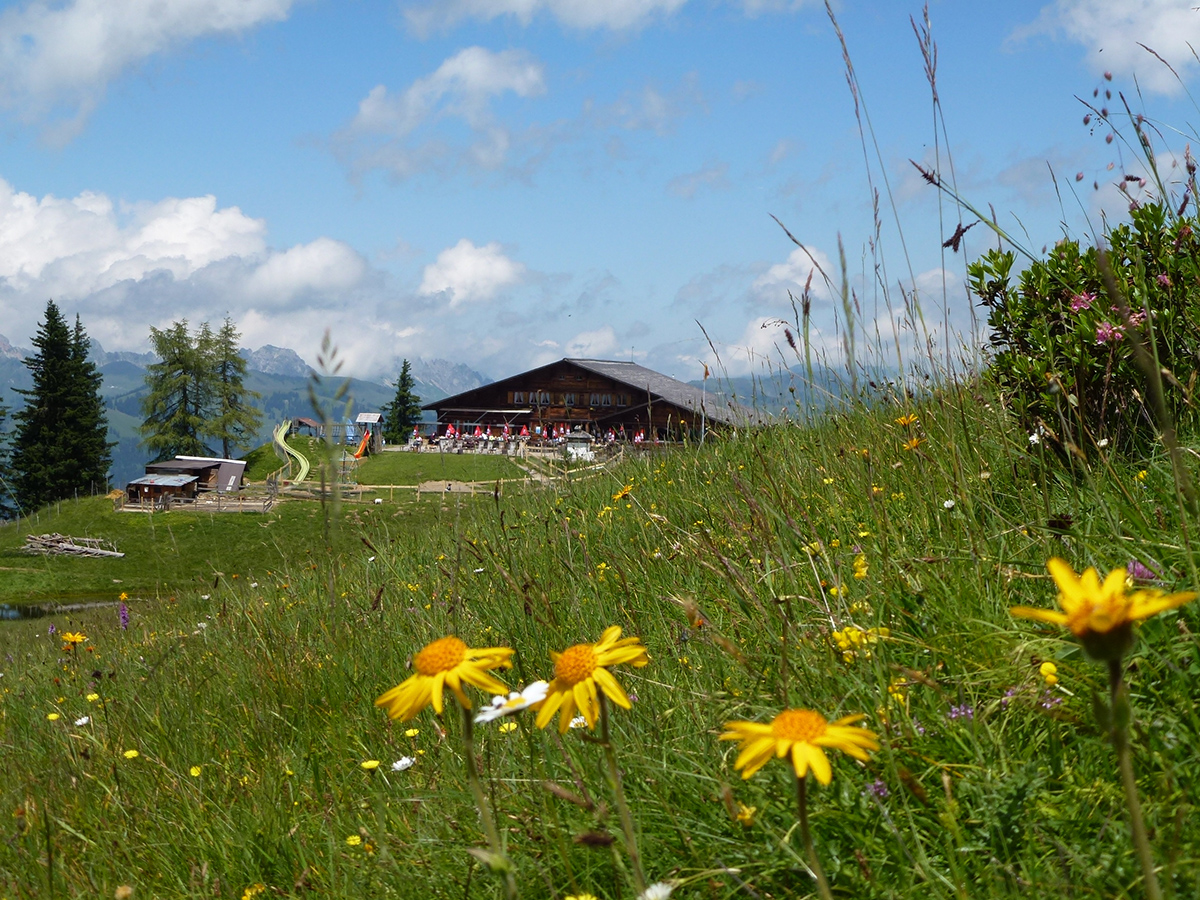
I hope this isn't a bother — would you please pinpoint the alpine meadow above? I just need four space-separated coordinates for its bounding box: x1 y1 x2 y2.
2 5 1200 900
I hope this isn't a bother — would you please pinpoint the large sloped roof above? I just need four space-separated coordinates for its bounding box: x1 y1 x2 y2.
424 357 755 426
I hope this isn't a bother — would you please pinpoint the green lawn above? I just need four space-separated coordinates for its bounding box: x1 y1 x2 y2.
353 448 526 485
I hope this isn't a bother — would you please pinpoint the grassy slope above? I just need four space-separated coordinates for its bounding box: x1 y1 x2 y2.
0 490 461 604
0 381 1197 899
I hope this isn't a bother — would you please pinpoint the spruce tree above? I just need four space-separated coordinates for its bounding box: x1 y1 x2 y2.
206 318 262 458
139 321 212 460
381 359 423 443
66 315 113 491
9 301 112 512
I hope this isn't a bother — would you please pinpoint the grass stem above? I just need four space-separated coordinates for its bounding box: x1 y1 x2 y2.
1108 659 1162 900
599 693 647 895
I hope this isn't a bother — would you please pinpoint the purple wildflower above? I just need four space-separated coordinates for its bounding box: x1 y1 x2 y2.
1157 273 1172 288
1127 559 1160 584
119 603 129 631
47 623 56 636
948 704 974 721
866 779 889 799
1069 292 1095 313
911 717 926 736
1000 687 1018 708
1095 322 1124 344
1040 691 1063 711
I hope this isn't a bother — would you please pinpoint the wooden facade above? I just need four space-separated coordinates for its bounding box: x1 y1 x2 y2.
423 358 749 438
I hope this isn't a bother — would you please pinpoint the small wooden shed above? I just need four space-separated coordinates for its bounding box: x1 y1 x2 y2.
126 474 199 504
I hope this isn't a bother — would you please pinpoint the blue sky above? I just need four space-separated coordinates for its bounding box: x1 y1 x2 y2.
1 0 1197 383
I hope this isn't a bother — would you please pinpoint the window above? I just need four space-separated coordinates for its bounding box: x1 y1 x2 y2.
564 392 576 406
589 393 601 406
536 390 551 405
616 394 628 407
601 394 612 406
511 391 526 404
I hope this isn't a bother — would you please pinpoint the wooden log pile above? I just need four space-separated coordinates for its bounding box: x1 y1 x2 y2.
22 533 125 558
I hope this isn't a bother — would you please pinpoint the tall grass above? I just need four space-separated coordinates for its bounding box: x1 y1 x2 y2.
1 379 1196 898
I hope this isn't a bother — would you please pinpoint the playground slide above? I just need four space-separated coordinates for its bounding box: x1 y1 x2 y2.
272 420 311 485
353 429 371 459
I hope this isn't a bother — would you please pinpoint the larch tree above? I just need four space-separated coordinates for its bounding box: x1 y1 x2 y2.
381 359 423 443
139 320 212 460
207 318 262 458
9 301 112 512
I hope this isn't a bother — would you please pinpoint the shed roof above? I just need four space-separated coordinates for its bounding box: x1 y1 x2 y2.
128 474 199 488
146 459 219 472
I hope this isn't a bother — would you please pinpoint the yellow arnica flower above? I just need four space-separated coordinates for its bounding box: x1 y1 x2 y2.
535 626 648 733
1011 558 1198 661
720 708 879 784
375 636 513 720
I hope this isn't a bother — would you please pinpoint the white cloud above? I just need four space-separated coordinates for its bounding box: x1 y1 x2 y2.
336 46 545 179
1018 0 1200 95
0 180 266 297
565 325 617 357
245 237 367 305
0 177 391 368
0 0 295 142
667 161 730 199
403 0 688 35
600 74 704 135
418 238 525 306
753 245 834 303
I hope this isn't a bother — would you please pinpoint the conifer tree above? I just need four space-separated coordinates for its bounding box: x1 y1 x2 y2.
207 318 262 458
381 359 423 443
139 320 212 460
9 301 112 512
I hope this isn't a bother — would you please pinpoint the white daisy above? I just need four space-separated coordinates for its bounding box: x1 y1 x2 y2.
475 681 550 723
392 757 415 772
74 716 90 726
639 882 676 900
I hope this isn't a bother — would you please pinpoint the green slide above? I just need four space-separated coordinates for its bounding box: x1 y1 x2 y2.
273 421 311 485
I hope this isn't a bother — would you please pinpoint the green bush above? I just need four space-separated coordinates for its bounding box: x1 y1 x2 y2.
970 202 1200 454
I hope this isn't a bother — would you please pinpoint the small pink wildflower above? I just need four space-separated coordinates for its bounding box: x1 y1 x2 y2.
1069 292 1095 313
1156 273 1172 288
1096 322 1124 344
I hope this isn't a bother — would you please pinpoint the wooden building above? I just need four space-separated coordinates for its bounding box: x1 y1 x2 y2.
126 474 199 504
423 358 752 438
144 457 247 493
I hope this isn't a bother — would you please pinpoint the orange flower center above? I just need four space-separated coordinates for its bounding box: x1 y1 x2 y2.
414 636 467 675
555 644 598 685
771 709 828 742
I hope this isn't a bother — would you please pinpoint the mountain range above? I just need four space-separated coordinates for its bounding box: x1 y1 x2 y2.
0 334 490 486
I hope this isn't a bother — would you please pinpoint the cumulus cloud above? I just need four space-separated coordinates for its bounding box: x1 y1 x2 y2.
335 46 545 180
418 238 526 306
0 0 295 143
403 0 689 35
565 325 617 357
753 245 835 303
0 177 387 367
245 237 368 305
1017 0 1200 95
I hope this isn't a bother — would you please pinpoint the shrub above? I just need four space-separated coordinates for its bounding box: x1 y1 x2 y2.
970 201 1200 455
